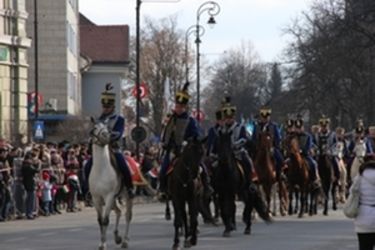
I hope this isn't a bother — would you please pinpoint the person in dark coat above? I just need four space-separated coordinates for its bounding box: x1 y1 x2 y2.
21 152 40 219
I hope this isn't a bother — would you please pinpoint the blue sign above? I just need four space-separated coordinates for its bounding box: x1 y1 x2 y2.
34 121 45 140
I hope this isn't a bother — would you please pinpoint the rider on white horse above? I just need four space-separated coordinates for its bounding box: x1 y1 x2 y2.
348 124 374 179
84 84 134 198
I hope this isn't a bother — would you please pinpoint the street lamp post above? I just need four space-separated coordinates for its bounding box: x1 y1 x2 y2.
195 1 220 122
185 25 205 84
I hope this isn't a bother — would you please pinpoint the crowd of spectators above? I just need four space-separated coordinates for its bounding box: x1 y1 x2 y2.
0 139 90 221
0 138 161 222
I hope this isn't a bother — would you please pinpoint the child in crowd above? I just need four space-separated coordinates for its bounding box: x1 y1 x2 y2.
41 171 52 216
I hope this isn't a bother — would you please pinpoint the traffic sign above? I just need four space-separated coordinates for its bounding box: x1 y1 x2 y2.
131 126 147 143
33 121 45 140
132 82 148 99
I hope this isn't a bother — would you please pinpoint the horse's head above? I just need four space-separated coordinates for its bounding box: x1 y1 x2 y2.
178 136 207 176
216 128 233 155
89 117 111 147
288 136 304 165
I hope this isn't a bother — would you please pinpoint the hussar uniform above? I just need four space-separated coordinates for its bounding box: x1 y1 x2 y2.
159 82 200 196
84 84 134 197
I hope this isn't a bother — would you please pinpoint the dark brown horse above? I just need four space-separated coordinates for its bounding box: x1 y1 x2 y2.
168 137 206 250
254 131 287 216
286 137 310 218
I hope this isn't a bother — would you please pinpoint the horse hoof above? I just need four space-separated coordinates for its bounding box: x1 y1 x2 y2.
244 228 251 235
172 244 180 250
333 205 337 211
184 240 192 248
114 234 122 245
98 245 107 250
298 213 303 218
190 237 197 246
223 230 231 237
165 213 171 221
121 240 129 249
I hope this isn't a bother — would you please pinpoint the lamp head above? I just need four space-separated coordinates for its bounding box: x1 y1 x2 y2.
207 16 216 29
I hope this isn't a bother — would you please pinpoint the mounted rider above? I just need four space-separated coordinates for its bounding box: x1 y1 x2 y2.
313 116 341 181
252 107 284 179
293 115 321 186
217 96 254 187
348 120 373 158
158 82 200 200
281 118 296 158
84 83 134 198
206 109 225 163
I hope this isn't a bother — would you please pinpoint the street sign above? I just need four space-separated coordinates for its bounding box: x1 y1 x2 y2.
131 126 147 143
33 121 45 140
132 82 148 99
192 110 205 121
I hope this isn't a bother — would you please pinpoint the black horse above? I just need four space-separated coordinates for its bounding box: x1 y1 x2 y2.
214 129 270 237
168 137 206 250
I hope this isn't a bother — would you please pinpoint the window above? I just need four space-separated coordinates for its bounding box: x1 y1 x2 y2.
67 71 77 100
66 23 77 57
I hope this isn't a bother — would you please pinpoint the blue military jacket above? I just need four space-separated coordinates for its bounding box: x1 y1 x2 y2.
252 121 281 148
99 112 125 150
161 111 200 152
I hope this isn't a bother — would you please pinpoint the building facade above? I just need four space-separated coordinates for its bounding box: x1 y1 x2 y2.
26 0 81 127
80 14 130 116
0 0 31 143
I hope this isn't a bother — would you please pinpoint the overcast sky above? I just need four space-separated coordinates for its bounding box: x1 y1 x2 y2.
79 0 314 63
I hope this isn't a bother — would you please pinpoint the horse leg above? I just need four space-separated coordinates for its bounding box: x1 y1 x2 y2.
271 183 277 216
172 200 182 250
288 188 293 215
187 198 198 246
219 192 231 237
113 201 122 245
243 192 252 235
323 183 329 216
298 189 305 218
92 197 106 250
278 181 287 216
294 189 300 214
121 196 133 249
213 193 220 221
165 199 172 221
340 165 347 203
332 181 337 211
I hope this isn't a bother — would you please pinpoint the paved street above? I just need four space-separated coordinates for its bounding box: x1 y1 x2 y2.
0 200 357 250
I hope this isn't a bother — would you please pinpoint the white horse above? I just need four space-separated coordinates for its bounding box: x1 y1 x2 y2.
350 139 367 180
89 119 133 250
